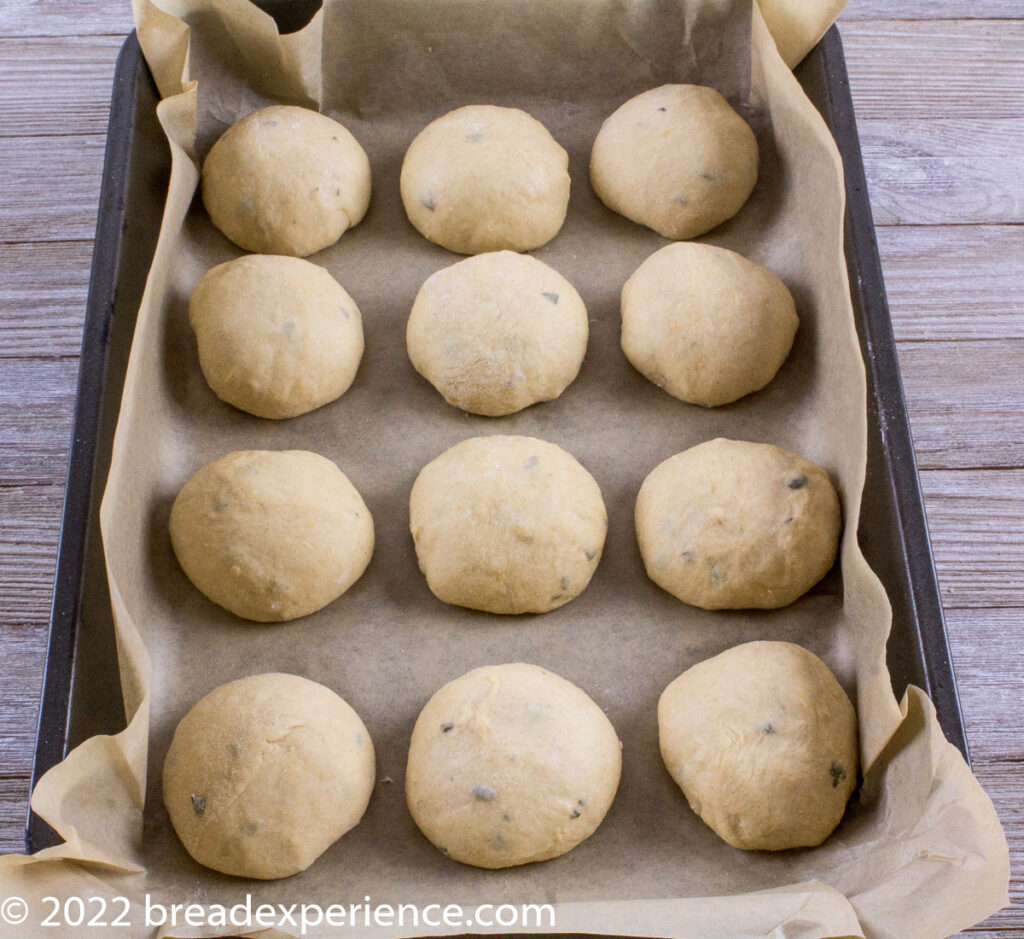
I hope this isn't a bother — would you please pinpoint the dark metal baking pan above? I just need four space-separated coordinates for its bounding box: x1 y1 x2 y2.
27 4 966 861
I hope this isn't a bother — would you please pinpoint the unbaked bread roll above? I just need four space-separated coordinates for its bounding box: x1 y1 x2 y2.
621 243 797 407
202 105 371 257
590 84 758 240
170 450 373 622
163 673 375 878
407 251 588 416
659 641 858 850
188 255 364 419
635 438 840 609
401 105 570 255
410 435 606 614
406 663 621 868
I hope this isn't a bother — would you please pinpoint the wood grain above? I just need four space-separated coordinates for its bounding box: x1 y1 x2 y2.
842 2 1024 20
0 37 124 137
882 226 1024 342
0 0 133 38
0 135 106 243
862 119 1024 226
0 241 93 358
896 341 1024 471
841 21 1024 120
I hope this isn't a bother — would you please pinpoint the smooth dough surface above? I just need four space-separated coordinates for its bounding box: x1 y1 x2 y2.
163 673 375 879
407 251 588 416
189 255 364 419
658 641 858 851
590 84 758 240
635 438 840 609
170 450 374 622
410 436 606 614
400 105 570 255
202 105 371 257
406 663 622 868
621 243 798 407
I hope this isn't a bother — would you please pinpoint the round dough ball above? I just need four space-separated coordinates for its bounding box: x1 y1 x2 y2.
202 105 371 257
400 105 570 255
407 251 588 416
590 84 758 240
410 435 606 614
635 438 840 609
188 255 364 419
170 450 374 622
621 243 797 407
163 673 375 878
658 641 858 850
406 663 622 868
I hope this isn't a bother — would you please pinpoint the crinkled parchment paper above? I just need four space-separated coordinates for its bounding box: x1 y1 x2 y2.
0 1 1008 937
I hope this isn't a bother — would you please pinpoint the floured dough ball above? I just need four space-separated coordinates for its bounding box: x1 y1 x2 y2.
659 641 858 850
202 105 371 257
170 450 374 622
407 251 588 416
590 84 758 240
621 243 797 407
406 663 622 868
635 438 840 609
163 673 375 878
410 436 606 614
400 105 570 254
189 255 364 419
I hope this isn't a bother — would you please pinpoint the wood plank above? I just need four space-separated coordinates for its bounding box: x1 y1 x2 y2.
0 358 75 484
896 340 1024 471
841 21 1024 120
0 36 123 138
918 470 1024 612
0 241 92 358
841 2 1024 20
946 608 1024 764
0 135 106 243
880 226 1024 342
862 119 1024 226
0 0 133 38
0 776 31 856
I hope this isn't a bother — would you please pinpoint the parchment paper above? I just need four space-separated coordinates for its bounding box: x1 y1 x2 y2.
0 1 1009 937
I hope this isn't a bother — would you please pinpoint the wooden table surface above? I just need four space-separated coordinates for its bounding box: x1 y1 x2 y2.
0 1 1021 935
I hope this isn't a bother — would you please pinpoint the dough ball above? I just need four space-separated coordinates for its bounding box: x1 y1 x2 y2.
406 663 622 868
590 84 758 240
188 255 364 419
400 105 570 255
621 243 797 407
201 105 371 257
163 673 375 878
170 450 374 622
407 251 588 416
658 641 858 850
410 435 606 614
635 438 840 609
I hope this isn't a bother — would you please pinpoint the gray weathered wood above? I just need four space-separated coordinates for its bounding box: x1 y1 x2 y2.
881 226 1024 342
0 37 124 138
897 341 1024 471
0 0 133 38
841 21 1024 120
0 135 106 243
863 119 1024 226
841 2 1024 20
